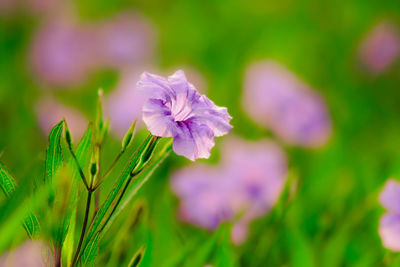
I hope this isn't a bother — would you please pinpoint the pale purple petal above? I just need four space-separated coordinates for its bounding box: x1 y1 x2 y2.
172 121 215 161
379 213 400 251
191 96 233 136
379 179 400 213
142 99 176 137
138 72 174 102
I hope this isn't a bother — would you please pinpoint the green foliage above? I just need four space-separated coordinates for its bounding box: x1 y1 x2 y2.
61 124 93 266
128 246 146 267
45 121 64 184
0 161 40 238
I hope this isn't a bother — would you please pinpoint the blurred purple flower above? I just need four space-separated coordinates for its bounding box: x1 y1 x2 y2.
35 98 87 138
94 13 155 68
379 179 400 251
138 70 232 161
29 13 155 87
0 240 52 267
171 137 287 244
105 68 148 137
172 165 234 230
30 20 94 86
359 21 400 74
243 60 331 147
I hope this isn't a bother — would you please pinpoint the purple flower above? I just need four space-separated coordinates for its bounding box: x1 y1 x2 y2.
0 241 52 267
105 68 148 137
29 20 94 86
243 60 331 147
172 165 234 230
359 21 400 74
94 13 155 68
138 70 233 161
171 137 287 244
379 179 400 251
35 98 87 138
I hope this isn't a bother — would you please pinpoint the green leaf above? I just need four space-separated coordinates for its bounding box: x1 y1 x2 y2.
0 161 40 238
0 161 17 198
128 246 146 267
45 121 64 184
80 134 154 261
80 232 100 266
186 225 227 267
0 181 51 252
102 140 172 234
60 124 93 264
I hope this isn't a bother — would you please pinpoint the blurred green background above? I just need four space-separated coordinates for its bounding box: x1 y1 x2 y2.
1 0 400 266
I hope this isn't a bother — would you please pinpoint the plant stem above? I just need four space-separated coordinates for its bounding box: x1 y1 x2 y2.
67 145 90 191
71 190 92 267
98 175 133 234
102 150 124 180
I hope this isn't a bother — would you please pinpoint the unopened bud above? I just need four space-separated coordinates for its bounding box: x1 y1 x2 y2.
63 120 73 149
122 120 136 152
96 89 104 134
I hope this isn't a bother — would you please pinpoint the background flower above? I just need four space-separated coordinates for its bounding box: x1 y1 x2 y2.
243 60 332 147
358 21 400 75
35 98 87 138
171 137 287 244
379 179 400 251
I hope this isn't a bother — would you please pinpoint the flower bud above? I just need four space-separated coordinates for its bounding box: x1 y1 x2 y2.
63 119 73 149
122 120 136 152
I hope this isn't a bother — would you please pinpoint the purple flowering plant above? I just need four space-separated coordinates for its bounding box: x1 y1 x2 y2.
0 70 232 266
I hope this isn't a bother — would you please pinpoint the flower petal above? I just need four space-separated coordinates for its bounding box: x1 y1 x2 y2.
379 179 400 213
142 99 175 137
137 72 174 103
191 96 233 136
172 121 215 161
379 213 400 251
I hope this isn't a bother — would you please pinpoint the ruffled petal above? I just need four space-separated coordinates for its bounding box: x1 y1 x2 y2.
191 96 233 136
379 213 400 251
137 72 174 103
172 121 215 161
142 99 176 137
379 179 400 213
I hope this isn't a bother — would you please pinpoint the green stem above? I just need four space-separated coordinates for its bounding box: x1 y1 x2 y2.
102 150 124 180
71 190 92 267
98 175 133 234
67 145 90 191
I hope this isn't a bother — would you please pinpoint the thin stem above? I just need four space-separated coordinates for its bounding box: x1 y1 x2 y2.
67 145 90 191
71 190 93 267
98 175 133 234
102 150 124 180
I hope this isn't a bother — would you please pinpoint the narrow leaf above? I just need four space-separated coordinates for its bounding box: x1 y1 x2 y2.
80 135 154 260
45 121 64 183
60 124 93 263
0 161 40 237
81 232 100 266
102 140 172 234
